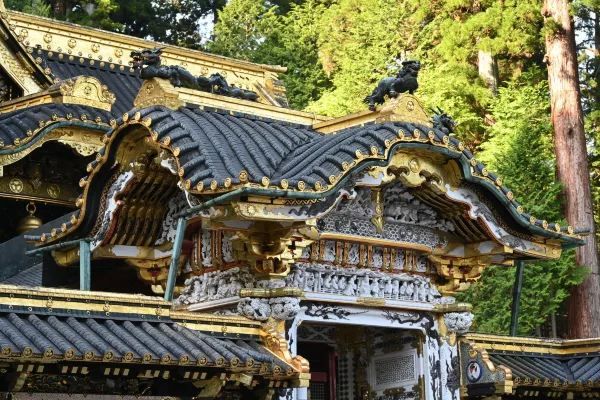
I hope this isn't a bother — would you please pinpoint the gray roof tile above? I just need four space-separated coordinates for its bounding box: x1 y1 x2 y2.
0 310 291 374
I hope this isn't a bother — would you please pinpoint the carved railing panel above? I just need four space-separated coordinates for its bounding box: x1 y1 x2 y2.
300 240 434 275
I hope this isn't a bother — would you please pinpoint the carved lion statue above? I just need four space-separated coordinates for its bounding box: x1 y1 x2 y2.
364 60 421 111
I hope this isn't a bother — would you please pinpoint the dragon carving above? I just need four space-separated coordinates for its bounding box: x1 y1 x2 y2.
130 48 259 101
364 60 421 111
431 107 457 134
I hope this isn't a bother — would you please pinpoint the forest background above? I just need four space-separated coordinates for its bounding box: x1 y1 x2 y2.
9 0 600 336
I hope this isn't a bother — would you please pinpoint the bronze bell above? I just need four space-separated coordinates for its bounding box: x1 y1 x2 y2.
16 202 42 234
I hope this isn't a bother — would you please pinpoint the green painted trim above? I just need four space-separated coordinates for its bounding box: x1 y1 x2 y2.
79 240 91 291
0 121 109 155
164 217 187 301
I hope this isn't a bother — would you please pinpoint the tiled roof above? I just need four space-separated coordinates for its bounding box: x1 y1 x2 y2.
0 309 292 374
1 264 42 287
0 103 111 148
38 49 142 115
489 352 600 384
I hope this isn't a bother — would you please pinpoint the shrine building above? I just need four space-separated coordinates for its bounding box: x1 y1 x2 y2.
0 2 598 399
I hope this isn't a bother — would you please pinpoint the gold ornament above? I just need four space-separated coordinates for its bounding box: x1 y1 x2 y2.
16 202 42 234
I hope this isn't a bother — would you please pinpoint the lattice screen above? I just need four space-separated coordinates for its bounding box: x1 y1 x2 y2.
369 351 417 391
309 381 327 400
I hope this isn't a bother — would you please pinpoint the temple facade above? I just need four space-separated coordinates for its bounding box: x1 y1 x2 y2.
0 2 598 399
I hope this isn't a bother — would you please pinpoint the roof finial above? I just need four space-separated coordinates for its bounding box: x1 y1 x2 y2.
364 60 421 111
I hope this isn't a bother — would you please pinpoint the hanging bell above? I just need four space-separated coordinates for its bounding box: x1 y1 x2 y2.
16 202 43 234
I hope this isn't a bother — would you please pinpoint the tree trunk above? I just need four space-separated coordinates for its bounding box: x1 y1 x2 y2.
543 0 600 338
477 50 499 94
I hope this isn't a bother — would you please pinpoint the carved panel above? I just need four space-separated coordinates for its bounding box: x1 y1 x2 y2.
286 264 449 304
299 240 434 274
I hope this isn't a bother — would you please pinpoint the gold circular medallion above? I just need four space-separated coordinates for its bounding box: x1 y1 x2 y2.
8 178 23 193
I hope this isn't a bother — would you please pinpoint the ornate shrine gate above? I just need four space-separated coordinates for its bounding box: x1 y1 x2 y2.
5 15 581 397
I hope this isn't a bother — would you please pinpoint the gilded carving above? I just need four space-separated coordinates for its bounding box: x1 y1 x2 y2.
54 76 116 111
370 188 384 233
367 151 460 195
375 94 431 126
133 78 183 110
231 223 316 278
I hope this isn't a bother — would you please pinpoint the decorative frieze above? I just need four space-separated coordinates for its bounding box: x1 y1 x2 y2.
286 264 446 304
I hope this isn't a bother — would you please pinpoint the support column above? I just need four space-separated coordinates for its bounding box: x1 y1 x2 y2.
164 217 187 301
79 240 91 291
510 260 524 336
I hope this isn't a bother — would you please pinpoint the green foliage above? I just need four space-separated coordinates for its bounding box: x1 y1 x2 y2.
210 0 278 60
458 69 587 335
305 0 414 116
69 0 121 31
6 0 120 30
210 0 331 108
6 0 50 16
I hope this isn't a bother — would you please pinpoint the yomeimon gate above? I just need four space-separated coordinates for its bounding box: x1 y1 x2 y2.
0 2 598 400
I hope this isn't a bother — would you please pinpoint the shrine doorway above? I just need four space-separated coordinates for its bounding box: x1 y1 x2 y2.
296 322 422 400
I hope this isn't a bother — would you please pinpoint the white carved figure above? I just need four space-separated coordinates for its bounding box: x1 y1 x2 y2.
300 246 311 259
331 275 339 291
391 279 400 298
292 269 304 287
444 312 474 334
395 249 405 270
237 297 300 321
323 274 333 292
399 281 407 296
201 233 212 267
348 245 360 265
416 255 428 272
305 272 315 291
406 282 414 299
222 232 235 263
384 278 392 298
359 276 371 296
343 276 357 296
324 241 336 262
372 248 383 269
370 277 381 297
